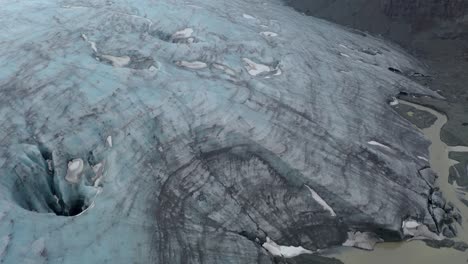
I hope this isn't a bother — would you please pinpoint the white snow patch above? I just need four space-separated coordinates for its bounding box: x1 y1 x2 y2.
149 65 158 72
342 231 383 250
176 60 207 69
417 156 429 162
81 33 98 53
305 185 336 217
101 55 131 67
46 159 53 172
339 44 350 49
368 141 392 151
262 237 313 258
403 220 420 229
448 146 468 152
172 28 193 39
106 135 113 147
92 162 104 187
260 31 278 37
389 97 399 106
402 220 443 240
340 53 350 58
65 159 84 183
242 58 271 76
242 14 255 20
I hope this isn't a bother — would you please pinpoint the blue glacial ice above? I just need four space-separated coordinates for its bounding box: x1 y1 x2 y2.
0 0 456 263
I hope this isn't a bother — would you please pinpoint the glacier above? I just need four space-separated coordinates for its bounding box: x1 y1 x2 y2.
0 0 459 263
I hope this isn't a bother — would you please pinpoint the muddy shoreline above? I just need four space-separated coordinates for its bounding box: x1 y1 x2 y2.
325 101 468 263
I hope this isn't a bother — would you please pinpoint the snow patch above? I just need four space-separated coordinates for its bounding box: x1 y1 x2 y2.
149 65 158 72
81 33 98 53
368 141 392 151
242 14 255 20
417 156 429 162
402 220 443 240
176 60 207 69
260 31 278 37
172 28 193 40
340 53 350 58
65 159 84 183
305 184 336 217
389 97 399 106
242 58 271 76
101 55 131 67
262 237 313 258
106 135 113 148
448 146 468 152
339 44 350 49
92 162 104 187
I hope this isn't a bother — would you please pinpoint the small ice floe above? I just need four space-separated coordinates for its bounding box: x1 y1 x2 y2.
417 156 429 162
242 58 273 76
402 219 443 240
176 60 207 70
262 237 313 258
81 33 98 53
171 28 193 40
305 184 336 217
101 55 131 67
368 141 392 151
389 97 399 106
260 31 278 37
65 159 84 183
342 231 383 250
242 14 255 20
106 135 113 148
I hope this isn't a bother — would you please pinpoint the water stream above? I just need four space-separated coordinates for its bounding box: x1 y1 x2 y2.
331 100 468 264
